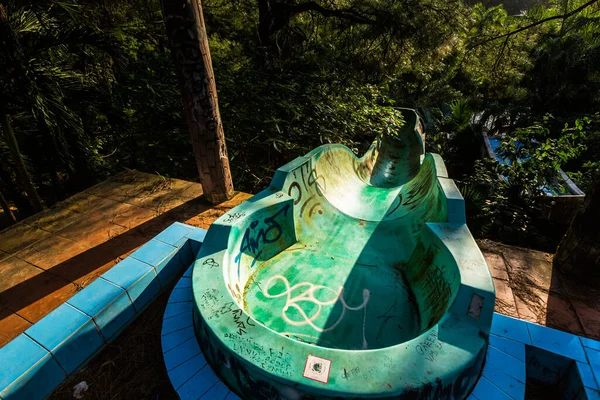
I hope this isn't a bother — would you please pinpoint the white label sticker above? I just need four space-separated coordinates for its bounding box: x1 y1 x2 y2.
303 354 332 384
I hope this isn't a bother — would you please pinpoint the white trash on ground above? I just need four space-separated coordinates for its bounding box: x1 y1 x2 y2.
73 381 89 399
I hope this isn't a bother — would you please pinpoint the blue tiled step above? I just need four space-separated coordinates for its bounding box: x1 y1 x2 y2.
162 273 600 400
0 222 207 400
3 220 600 400
472 313 600 399
161 266 241 400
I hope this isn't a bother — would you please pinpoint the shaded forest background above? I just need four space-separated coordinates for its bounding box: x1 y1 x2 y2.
1 0 599 250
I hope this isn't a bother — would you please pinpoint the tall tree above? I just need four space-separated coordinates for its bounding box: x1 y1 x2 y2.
0 4 44 212
0 107 44 212
160 0 234 203
0 187 17 224
1 1 119 211
554 171 600 280
255 0 374 47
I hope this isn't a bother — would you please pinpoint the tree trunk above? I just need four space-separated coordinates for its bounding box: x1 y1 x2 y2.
160 0 234 204
0 108 44 212
257 0 274 46
0 187 16 224
0 163 32 214
554 171 600 280
0 6 44 213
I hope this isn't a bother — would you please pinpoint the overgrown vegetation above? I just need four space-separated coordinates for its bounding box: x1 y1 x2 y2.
0 0 599 248
460 116 594 248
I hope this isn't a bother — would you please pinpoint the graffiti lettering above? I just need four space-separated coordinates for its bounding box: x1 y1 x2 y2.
415 330 443 362
202 258 219 269
261 347 292 374
383 356 397 371
362 366 377 381
234 203 290 276
287 163 326 217
288 182 302 205
231 342 262 360
423 266 452 312
223 212 246 224
201 288 220 309
342 367 361 380
226 337 293 378
216 302 235 316
384 163 436 218
426 351 439 362
263 275 370 349
232 309 255 336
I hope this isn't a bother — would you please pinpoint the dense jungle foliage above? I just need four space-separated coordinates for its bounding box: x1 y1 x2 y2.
1 0 599 249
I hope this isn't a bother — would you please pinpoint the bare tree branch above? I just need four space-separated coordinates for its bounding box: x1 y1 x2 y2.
469 0 600 49
257 0 375 46
288 2 374 25
492 35 510 72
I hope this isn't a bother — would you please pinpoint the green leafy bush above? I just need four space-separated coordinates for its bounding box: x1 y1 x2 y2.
460 116 590 249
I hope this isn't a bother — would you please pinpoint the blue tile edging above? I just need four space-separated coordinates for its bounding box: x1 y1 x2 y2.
469 313 600 399
160 278 600 400
161 267 241 400
0 222 206 400
3 216 600 400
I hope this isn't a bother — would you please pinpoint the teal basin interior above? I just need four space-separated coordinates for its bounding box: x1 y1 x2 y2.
192 110 496 399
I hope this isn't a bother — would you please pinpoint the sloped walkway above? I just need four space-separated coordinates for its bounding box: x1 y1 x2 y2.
0 170 251 348
479 239 600 341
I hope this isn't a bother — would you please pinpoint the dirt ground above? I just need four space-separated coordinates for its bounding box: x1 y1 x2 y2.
49 286 178 400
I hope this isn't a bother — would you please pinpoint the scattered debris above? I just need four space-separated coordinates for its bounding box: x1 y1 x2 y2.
72 381 88 399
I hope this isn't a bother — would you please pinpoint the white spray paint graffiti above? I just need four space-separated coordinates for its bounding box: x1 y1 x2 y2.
262 274 370 349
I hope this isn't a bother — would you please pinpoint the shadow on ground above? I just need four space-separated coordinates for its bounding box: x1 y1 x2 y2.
48 287 179 400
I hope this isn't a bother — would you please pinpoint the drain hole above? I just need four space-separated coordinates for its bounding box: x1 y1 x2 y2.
525 346 584 399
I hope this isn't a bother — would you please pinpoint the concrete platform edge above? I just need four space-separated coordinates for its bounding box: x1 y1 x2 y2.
163 281 600 400
0 222 206 400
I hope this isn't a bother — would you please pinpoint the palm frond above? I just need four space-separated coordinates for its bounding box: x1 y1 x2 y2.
8 8 41 35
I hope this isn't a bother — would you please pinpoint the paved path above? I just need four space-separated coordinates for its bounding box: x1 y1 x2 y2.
0 170 251 347
479 239 600 341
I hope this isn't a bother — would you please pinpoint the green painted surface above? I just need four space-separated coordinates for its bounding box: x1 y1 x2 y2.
192 109 495 399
